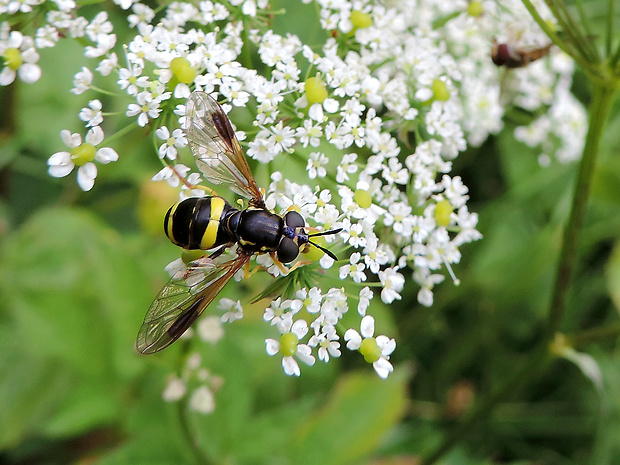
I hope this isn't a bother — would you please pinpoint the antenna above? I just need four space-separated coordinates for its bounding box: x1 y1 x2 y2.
308 228 342 261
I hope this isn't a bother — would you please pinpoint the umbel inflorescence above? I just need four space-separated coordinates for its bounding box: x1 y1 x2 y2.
1 0 586 393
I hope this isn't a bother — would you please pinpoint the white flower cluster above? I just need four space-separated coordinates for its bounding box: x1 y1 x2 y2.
263 289 395 378
161 353 223 414
1 0 587 382
442 0 587 162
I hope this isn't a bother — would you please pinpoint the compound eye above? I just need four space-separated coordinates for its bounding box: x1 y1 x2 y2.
277 237 299 264
284 211 305 229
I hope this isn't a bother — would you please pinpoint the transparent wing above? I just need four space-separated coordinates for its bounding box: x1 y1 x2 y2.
185 91 264 206
136 253 250 354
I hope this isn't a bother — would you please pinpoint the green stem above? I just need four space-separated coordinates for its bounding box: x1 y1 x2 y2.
104 121 139 145
175 400 213 465
545 82 618 340
520 0 592 73
569 323 620 346
545 0 598 63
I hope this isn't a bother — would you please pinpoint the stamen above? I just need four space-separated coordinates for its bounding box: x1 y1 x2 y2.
442 256 460 286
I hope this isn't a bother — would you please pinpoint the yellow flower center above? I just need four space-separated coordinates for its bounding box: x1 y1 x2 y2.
305 76 328 105
354 189 372 209
467 1 483 17
279 332 299 357
431 79 450 102
4 48 22 71
434 199 453 227
350 10 373 29
360 337 382 363
70 143 96 166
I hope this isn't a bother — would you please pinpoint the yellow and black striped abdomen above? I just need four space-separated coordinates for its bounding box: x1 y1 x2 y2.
164 196 237 250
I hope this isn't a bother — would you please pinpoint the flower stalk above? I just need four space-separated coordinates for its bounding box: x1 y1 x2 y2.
546 80 618 339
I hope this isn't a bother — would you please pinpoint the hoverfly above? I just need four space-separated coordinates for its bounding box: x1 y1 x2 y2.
136 92 341 354
491 40 552 68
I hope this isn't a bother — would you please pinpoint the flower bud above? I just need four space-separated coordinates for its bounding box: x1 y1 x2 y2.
305 76 328 105
434 199 453 227
360 337 382 363
70 143 96 166
350 10 373 29
467 1 483 17
354 189 373 209
279 332 299 356
4 48 22 70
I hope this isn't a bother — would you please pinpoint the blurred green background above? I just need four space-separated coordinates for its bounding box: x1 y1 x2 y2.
2 2 620 465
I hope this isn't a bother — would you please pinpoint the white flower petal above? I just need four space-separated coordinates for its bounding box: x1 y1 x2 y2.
86 126 104 145
48 151 71 166
48 159 74 178
47 151 74 177
164 258 186 278
373 358 393 379
8 31 24 48
296 344 315 366
323 98 339 113
265 338 280 356
282 356 300 376
197 315 224 344
77 163 97 191
291 318 308 339
415 88 433 101
60 130 81 148
308 103 323 122
156 126 170 139
344 329 361 350
360 315 375 338
0 67 16 86
95 147 119 163
376 335 396 356
18 63 41 84
561 346 603 391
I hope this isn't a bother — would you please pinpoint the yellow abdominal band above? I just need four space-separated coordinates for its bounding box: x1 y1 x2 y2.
200 196 225 249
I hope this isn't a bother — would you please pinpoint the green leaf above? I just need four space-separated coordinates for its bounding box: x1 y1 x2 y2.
0 329 71 449
288 368 410 465
0 206 153 444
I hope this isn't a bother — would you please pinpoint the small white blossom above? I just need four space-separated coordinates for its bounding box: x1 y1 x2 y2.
162 376 186 402
306 151 328 179
189 386 216 414
339 252 367 283
357 286 373 316
197 315 224 344
309 325 340 362
47 126 118 191
79 99 103 127
156 126 188 160
378 267 405 304
218 298 244 322
265 318 315 377
344 315 396 379
0 31 41 85
151 164 190 188
71 67 93 94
